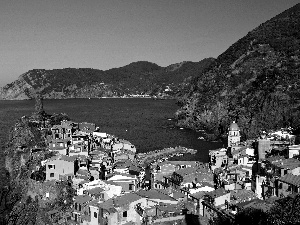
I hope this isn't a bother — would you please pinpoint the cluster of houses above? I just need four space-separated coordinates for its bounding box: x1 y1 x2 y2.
205 121 300 222
39 120 215 225
33 118 300 225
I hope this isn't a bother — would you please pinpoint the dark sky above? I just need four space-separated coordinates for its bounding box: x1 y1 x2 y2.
0 0 299 86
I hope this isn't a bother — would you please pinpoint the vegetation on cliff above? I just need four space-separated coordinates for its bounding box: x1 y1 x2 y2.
0 59 214 100
176 3 300 140
0 98 74 224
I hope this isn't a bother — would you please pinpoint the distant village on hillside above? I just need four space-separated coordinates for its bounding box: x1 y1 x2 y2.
8 98 300 225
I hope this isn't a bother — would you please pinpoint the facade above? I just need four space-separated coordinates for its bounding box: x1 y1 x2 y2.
277 174 300 197
48 139 69 155
107 174 140 193
288 145 300 158
45 155 76 181
228 121 241 147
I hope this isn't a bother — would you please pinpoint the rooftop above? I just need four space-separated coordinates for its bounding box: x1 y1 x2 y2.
205 188 228 199
271 158 300 170
114 193 143 207
74 195 93 204
229 121 239 131
136 189 176 201
47 155 76 163
86 187 104 195
278 174 300 187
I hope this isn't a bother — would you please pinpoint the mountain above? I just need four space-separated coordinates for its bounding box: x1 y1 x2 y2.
175 3 300 139
0 59 214 100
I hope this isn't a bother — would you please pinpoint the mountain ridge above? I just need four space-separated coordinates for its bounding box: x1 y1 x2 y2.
175 3 300 139
0 59 214 100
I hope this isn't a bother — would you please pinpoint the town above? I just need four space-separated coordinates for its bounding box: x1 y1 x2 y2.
24 101 300 225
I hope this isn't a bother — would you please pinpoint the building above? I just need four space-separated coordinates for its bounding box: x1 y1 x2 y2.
45 155 76 181
48 139 69 155
89 193 148 225
288 145 300 158
228 121 241 147
277 174 300 197
71 195 93 224
106 173 140 193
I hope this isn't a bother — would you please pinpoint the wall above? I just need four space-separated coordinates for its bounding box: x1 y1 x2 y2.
46 159 74 181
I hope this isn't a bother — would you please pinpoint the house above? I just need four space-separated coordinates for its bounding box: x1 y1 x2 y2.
153 161 199 185
50 120 77 140
85 187 105 201
87 199 117 225
288 145 300 158
48 139 69 155
143 203 186 224
269 158 300 176
69 142 89 157
209 148 228 169
106 173 140 193
45 155 76 181
71 195 93 224
276 174 300 197
228 121 241 147
77 179 122 200
71 131 90 145
190 191 207 216
136 189 178 204
89 193 148 225
202 188 231 219
79 122 96 134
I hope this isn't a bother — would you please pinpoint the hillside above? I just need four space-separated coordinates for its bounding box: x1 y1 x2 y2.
0 59 214 100
176 3 300 139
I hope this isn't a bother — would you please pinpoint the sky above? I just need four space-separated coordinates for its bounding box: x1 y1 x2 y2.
0 0 299 86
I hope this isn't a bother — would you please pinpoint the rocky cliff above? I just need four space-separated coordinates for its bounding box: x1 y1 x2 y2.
176 3 300 139
0 59 214 100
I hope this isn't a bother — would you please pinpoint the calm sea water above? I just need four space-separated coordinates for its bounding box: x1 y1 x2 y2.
0 98 223 164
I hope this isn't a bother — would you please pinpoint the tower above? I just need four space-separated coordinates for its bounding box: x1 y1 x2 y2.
228 121 241 147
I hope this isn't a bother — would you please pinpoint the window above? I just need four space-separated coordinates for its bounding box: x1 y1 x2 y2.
48 165 55 169
79 204 81 211
94 212 97 218
279 183 283 189
75 203 78 210
123 211 127 217
50 173 54 177
129 184 134 191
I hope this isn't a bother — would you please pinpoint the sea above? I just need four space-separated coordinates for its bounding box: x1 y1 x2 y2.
0 98 223 177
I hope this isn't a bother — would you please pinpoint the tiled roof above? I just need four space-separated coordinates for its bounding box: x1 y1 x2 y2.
136 189 176 201
190 191 207 199
86 187 104 195
94 199 117 213
230 190 257 202
279 174 300 186
47 155 76 163
205 188 227 198
74 195 93 204
272 158 300 170
175 167 198 177
157 189 185 200
114 193 143 207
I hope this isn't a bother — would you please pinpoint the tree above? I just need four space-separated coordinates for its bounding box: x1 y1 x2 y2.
268 194 300 225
